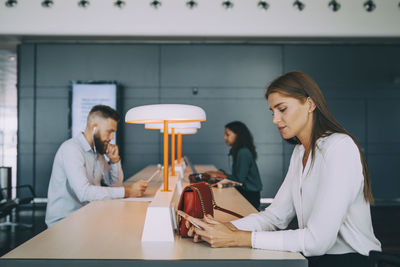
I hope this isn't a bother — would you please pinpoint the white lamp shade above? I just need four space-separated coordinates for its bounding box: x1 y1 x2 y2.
125 104 206 124
160 128 198 135
145 121 201 130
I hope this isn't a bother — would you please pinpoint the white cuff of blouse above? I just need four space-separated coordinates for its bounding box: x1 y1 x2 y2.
232 219 284 250
251 231 284 251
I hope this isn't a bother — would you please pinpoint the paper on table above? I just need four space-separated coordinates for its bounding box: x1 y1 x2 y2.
122 197 154 202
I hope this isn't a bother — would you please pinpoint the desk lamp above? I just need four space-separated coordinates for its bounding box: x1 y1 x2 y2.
125 104 206 192
145 122 200 177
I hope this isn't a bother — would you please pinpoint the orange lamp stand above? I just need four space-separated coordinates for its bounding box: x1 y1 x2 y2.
177 133 182 165
171 128 176 177
162 121 170 192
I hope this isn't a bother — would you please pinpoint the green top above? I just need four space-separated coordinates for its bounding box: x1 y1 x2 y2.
226 147 263 192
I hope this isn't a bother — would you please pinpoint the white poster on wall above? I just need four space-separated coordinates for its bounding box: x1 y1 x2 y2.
72 83 117 144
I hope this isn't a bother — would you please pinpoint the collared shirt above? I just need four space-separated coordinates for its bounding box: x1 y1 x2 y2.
232 133 381 256
45 133 124 227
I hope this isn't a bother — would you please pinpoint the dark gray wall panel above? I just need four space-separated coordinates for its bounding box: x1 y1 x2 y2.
19 86 35 98
35 98 70 143
17 43 400 201
368 155 400 199
18 98 35 144
36 86 69 98
36 44 160 87
123 87 160 99
326 98 366 143
368 99 400 143
161 45 282 87
34 153 56 197
18 44 35 87
367 98 400 199
369 143 399 155
257 155 284 197
17 153 34 187
283 45 400 89
17 45 36 190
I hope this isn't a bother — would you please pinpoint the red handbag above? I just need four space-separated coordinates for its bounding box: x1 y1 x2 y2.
177 182 244 237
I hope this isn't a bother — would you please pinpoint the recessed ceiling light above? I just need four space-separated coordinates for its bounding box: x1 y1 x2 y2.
5 0 18 8
186 0 198 9
8 56 16 62
363 0 376 12
78 0 90 8
114 0 125 8
293 0 305 11
150 0 162 9
41 0 54 8
328 0 341 12
257 1 270 11
222 0 234 9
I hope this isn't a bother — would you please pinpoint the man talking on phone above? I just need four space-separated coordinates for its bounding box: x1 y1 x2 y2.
45 105 147 227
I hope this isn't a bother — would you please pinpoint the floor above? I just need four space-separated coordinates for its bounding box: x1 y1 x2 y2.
0 204 47 257
0 204 399 261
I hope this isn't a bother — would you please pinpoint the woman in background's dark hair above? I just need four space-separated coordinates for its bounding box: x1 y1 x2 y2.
206 121 263 209
225 121 257 162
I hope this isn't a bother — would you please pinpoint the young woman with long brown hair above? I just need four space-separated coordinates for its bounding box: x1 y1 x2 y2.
205 121 263 209
186 71 381 267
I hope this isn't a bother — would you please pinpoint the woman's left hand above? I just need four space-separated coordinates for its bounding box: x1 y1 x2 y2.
190 215 252 248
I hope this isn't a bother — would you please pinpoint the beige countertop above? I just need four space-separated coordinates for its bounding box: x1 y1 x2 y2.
2 165 305 262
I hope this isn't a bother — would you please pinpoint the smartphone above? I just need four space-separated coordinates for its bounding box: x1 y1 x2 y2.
176 210 204 230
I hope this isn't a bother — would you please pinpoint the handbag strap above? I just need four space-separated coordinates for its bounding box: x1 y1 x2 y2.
204 182 244 219
213 205 244 218
188 182 244 219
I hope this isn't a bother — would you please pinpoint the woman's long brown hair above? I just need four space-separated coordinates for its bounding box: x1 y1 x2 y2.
265 71 374 204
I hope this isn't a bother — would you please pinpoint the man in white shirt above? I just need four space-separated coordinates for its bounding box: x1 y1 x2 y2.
45 105 147 227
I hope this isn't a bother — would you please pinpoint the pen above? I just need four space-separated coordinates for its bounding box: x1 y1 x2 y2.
146 164 162 183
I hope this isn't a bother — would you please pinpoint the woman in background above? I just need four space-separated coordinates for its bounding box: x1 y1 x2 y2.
206 121 263 210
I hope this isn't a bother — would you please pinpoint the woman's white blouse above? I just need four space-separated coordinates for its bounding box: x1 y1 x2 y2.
232 133 381 256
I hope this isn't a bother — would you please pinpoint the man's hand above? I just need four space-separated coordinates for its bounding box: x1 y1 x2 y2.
106 144 120 163
124 180 148 198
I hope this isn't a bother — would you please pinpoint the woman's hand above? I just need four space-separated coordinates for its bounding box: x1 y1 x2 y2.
187 214 252 248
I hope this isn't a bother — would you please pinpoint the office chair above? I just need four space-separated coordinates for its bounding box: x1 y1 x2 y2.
0 184 36 229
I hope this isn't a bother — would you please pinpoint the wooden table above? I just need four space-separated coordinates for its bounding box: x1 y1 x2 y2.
1 165 306 267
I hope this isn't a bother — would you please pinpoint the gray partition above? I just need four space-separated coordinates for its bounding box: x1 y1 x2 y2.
17 43 400 201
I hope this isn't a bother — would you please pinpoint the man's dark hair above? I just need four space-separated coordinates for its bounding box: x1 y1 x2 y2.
88 105 120 122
